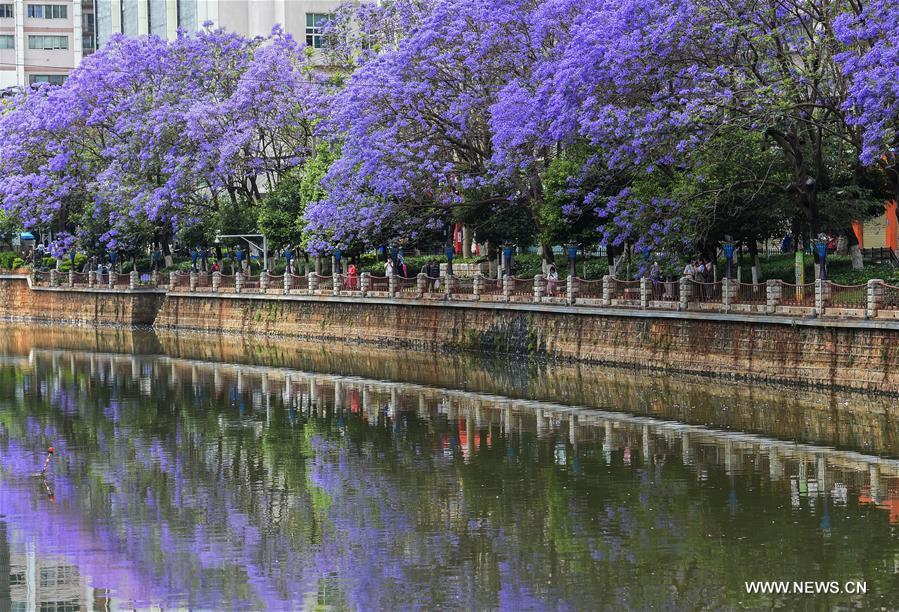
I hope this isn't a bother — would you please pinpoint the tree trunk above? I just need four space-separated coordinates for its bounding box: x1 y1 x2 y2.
161 236 173 268
462 226 472 259
541 243 555 274
845 228 863 270
486 242 498 279
747 240 761 284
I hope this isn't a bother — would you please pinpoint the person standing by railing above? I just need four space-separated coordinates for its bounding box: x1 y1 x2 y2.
546 265 559 297
649 261 661 300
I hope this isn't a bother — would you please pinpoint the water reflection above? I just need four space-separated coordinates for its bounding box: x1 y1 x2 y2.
0 347 897 609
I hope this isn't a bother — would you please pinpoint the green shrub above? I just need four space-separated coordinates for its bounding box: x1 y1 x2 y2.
0 251 18 269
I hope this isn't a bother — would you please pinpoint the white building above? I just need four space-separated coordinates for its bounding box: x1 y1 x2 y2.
96 0 345 47
0 0 344 89
0 0 95 89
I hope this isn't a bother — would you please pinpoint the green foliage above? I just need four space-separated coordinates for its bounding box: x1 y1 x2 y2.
0 251 24 270
0 211 20 243
258 146 339 251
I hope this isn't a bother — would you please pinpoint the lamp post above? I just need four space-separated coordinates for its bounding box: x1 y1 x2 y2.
813 234 829 281
722 240 736 280
502 243 513 278
214 233 269 271
565 243 578 278
444 245 455 277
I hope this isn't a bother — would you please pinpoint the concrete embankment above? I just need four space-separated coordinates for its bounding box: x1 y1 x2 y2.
3 274 899 392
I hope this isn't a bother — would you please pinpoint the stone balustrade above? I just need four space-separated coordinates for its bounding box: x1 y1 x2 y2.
19 269 899 321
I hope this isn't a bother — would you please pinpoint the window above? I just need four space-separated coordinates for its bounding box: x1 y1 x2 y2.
0 34 13 49
305 13 333 49
27 4 67 19
0 4 13 18
29 74 66 84
28 35 68 50
82 34 93 50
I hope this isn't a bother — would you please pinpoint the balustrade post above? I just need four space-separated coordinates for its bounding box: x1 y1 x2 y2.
50 269 58 288
283 272 291 294
130 270 138 290
169 272 178 292
444 274 453 299
766 279 781 314
68 270 74 288
212 271 221 293
333 273 340 296
640 277 649 309
235 272 243 294
534 274 545 303
88 270 96 288
308 271 318 293
503 274 512 301
722 278 733 313
151 270 158 287
602 275 611 306
417 272 427 296
679 277 691 311
567 274 576 305
388 274 397 298
473 273 483 300
189 271 197 292
108 271 116 289
260 271 269 292
360 272 371 297
867 279 884 319
814 279 830 317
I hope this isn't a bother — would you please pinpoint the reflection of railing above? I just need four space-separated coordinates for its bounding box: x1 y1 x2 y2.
828 283 867 309
779 282 814 307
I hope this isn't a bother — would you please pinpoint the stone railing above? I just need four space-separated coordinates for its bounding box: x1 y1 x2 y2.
22 271 899 320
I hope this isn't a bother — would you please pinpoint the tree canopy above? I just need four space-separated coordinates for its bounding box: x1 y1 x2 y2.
0 0 896 261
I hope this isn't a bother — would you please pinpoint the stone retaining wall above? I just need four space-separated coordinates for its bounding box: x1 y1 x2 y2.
0 275 165 326
3 275 899 392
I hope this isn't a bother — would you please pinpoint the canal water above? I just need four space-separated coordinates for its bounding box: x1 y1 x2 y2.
0 326 897 610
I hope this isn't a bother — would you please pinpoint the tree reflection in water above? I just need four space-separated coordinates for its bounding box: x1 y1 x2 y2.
0 347 896 610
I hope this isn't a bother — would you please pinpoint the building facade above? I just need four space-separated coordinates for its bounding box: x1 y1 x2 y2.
0 0 344 90
95 0 344 47
0 0 95 89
